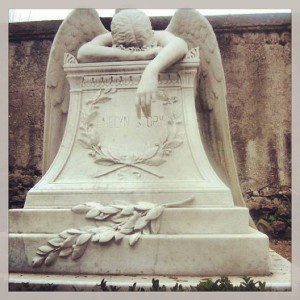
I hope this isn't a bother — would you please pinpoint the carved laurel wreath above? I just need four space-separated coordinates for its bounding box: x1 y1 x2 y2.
78 89 184 178
32 196 194 268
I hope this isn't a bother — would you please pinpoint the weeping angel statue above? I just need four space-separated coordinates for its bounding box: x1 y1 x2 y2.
77 9 188 119
43 8 250 216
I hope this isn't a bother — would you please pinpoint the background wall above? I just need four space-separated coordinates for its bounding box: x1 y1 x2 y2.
9 14 291 209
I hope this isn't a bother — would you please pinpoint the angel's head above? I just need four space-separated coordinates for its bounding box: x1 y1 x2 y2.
111 9 156 49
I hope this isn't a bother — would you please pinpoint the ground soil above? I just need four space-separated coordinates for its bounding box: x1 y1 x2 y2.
269 239 291 261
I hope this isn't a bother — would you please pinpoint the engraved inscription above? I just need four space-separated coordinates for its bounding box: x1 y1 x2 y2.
97 115 164 128
78 89 184 179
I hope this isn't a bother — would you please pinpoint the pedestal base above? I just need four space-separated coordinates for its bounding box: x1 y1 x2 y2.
9 207 270 276
10 230 269 276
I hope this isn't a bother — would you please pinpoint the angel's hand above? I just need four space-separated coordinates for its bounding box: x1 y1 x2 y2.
136 69 158 118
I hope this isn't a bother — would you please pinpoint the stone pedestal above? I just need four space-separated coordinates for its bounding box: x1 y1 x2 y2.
25 51 234 208
10 208 269 275
9 51 270 276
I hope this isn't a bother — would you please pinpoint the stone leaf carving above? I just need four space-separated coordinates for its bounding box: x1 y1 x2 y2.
78 90 184 179
32 196 194 268
183 47 200 60
64 53 78 65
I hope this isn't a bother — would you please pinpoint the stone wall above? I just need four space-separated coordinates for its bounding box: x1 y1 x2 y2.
9 14 291 207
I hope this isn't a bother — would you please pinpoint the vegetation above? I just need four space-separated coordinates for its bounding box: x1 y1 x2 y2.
9 276 269 292
245 185 291 239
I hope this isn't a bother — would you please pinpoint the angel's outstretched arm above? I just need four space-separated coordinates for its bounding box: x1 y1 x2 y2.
136 31 188 118
77 32 160 62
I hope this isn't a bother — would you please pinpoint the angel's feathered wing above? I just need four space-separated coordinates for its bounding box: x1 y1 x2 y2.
43 9 107 173
167 9 253 222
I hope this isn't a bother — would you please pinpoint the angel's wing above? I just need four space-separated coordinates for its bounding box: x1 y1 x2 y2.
167 9 253 223
42 9 107 173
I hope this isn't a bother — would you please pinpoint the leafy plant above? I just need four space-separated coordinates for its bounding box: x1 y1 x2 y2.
149 278 167 291
9 276 269 292
128 282 146 291
245 185 291 238
189 276 267 291
9 282 58 291
170 282 185 291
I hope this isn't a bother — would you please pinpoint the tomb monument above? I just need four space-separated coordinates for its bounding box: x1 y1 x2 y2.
9 8 270 277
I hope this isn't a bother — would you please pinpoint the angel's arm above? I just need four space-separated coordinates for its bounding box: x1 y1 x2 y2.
136 31 188 118
146 31 188 75
77 32 160 62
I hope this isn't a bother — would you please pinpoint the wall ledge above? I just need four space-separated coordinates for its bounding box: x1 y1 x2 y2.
9 13 291 42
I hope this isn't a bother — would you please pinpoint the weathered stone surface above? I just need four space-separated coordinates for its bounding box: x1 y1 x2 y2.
9 40 50 170
220 30 291 191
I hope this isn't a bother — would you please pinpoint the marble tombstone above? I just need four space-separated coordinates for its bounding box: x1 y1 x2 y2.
9 9 270 276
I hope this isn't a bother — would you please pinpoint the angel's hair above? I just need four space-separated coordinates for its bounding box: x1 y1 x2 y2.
111 9 156 49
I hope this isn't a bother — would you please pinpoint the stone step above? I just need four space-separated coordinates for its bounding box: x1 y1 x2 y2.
9 228 269 276
25 189 234 208
9 249 291 291
9 207 250 234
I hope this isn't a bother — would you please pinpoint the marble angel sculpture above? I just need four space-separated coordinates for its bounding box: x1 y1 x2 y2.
43 8 252 221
